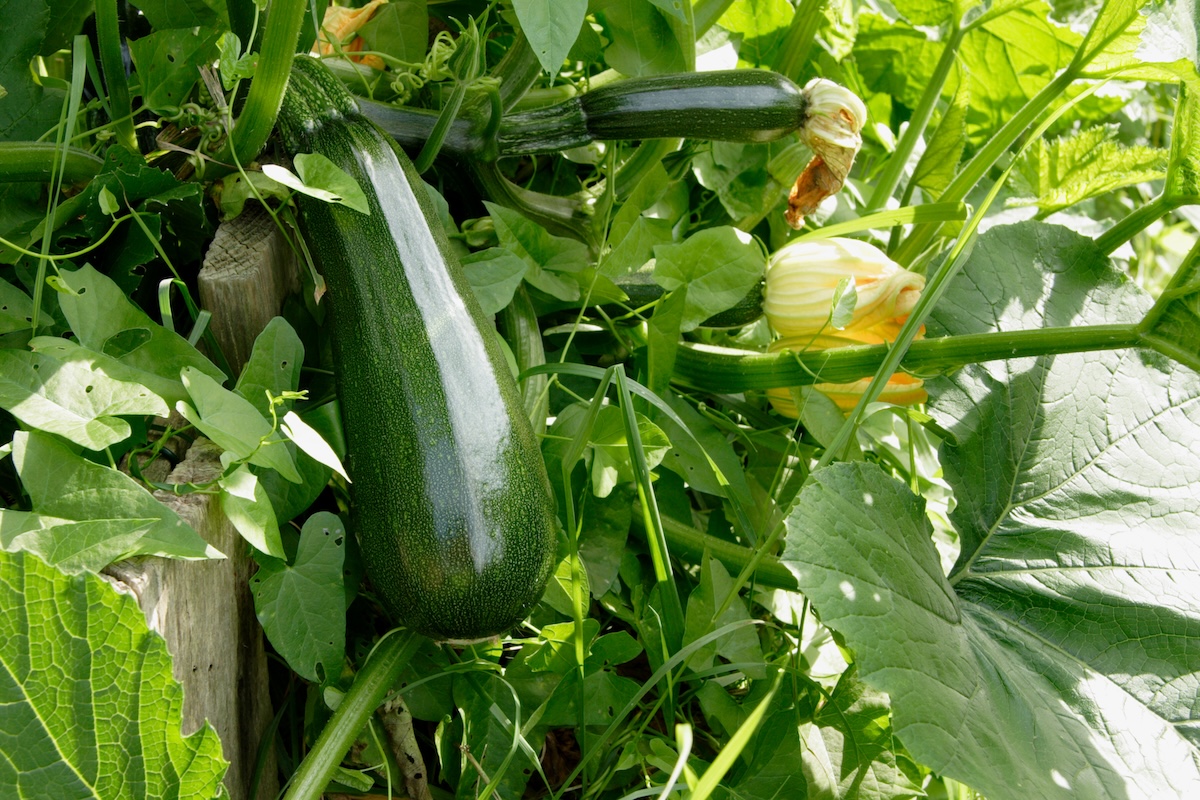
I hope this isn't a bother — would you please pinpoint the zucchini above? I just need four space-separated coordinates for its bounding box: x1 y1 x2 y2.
362 70 808 160
277 56 557 642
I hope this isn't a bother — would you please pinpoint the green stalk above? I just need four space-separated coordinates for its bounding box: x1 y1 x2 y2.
470 161 597 247
772 0 829 81
283 630 422 800
0 142 103 183
633 512 798 590
94 0 137 153
893 68 1077 265
1095 194 1200 255
693 0 737 38
672 324 1144 391
492 31 544 113
866 24 965 212
209 0 307 176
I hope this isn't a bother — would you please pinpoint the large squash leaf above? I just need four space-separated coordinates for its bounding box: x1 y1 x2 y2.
781 222 1200 799
0 549 229 798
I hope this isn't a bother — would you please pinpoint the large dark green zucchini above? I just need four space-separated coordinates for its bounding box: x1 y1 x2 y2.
361 69 808 159
277 56 557 642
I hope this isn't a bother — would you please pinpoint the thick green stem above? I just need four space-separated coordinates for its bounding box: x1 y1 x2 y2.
634 512 798 590
866 24 965 212
209 0 306 176
283 630 422 800
693 0 737 37
470 161 597 248
893 68 1077 265
492 31 544 113
1095 194 1199 255
673 324 1144 391
0 143 103 183
772 0 829 81
95 0 138 153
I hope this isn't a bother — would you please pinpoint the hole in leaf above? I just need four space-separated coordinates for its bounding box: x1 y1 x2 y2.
334 536 344 546
85 385 94 393
78 287 87 294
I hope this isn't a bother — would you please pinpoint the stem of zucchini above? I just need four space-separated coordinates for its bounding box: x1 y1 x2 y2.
634 512 798 591
208 0 306 177
772 0 829 81
0 143 103 183
498 285 550 436
672 324 1145 391
1095 194 1199 255
94 0 138 154
892 67 1078 265
282 630 423 800
866 23 965 212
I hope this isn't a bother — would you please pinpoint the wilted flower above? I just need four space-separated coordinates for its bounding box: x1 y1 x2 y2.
763 237 924 338
786 79 868 229
313 0 388 71
763 237 927 417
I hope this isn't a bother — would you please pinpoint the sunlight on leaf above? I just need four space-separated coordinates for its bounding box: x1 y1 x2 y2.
0 549 229 796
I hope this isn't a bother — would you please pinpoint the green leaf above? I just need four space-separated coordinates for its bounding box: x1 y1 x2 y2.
485 202 589 301
730 705 807 798
600 216 674 278
462 247 528 315
578 486 633 597
1167 81 1200 200
0 510 156 574
280 411 350 483
911 82 969 196
0 0 63 140
586 405 671 498
358 0 429 64
51 264 224 404
1140 242 1200 371
653 226 765 332
1012 125 1168 214
800 668 924 799
10 430 222 562
513 0 587 76
682 553 766 679
647 287 686 395
829 277 858 330
0 349 168 450
0 549 228 796
128 0 228 30
716 0 794 67
234 316 304 418
250 511 347 683
893 0 958 26
262 154 370 215
1077 0 1199 85
178 367 302 483
0 277 38 334
220 464 285 558
594 0 688 77
127 27 223 114
781 222 1200 799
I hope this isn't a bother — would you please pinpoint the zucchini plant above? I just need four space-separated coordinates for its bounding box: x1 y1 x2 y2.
0 1 1198 800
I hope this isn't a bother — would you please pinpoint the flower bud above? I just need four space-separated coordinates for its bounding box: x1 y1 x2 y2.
786 79 868 228
763 238 924 338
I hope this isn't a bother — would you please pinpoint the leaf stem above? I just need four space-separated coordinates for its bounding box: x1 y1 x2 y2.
866 24 965 212
894 68 1078 264
282 630 422 800
1095 194 1199 255
672 324 1144 391
209 0 307 177
773 0 830 81
94 0 138 153
0 142 104 183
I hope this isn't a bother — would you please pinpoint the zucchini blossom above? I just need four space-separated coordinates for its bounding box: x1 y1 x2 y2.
786 79 868 228
763 237 927 415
